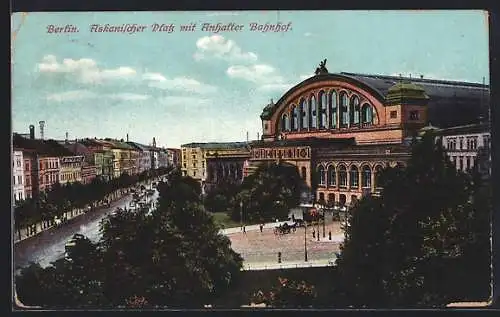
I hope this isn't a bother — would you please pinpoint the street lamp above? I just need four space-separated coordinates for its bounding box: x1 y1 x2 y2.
304 220 308 262
240 200 243 229
322 207 326 238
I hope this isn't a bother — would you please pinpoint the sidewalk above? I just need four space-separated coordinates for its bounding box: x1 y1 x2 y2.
13 186 136 244
242 258 334 271
219 221 291 235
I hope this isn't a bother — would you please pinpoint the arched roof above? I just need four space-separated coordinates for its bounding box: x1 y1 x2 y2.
261 72 489 128
261 73 386 120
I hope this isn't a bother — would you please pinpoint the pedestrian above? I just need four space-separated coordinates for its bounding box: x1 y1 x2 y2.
259 224 263 232
292 214 295 222
243 226 246 234
329 231 332 240
312 230 316 239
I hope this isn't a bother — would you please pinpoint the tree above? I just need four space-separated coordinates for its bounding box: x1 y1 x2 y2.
16 170 243 309
229 162 303 223
16 236 108 308
252 277 317 308
203 180 239 214
335 132 491 307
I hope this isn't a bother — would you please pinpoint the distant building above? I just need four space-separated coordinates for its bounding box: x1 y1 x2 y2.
59 155 84 184
12 150 25 203
101 139 139 177
181 142 250 195
205 144 251 192
167 148 181 167
158 148 169 168
127 141 152 174
437 122 491 177
81 164 97 184
78 138 114 181
22 150 36 199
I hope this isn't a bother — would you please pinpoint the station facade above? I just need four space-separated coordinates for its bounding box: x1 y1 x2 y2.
249 67 489 207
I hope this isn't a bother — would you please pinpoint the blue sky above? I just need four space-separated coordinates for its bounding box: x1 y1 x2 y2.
11 10 489 148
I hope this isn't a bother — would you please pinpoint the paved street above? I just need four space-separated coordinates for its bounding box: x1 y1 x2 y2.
227 221 344 265
14 186 159 272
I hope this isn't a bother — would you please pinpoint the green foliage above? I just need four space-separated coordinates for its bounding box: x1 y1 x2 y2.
14 168 169 230
228 162 304 223
204 181 240 214
336 132 492 307
16 167 243 309
252 277 317 308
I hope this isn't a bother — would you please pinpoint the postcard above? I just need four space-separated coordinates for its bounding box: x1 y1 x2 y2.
11 10 492 310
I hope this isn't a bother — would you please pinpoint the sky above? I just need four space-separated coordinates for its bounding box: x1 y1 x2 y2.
11 10 489 148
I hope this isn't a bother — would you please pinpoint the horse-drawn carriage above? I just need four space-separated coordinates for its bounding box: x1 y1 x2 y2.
273 222 298 235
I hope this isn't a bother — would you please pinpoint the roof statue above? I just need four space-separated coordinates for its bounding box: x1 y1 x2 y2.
315 59 328 75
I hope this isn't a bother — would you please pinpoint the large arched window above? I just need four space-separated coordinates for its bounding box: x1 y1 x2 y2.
350 96 360 125
340 92 349 128
350 165 359 188
300 99 308 130
281 113 289 132
361 165 371 188
330 90 337 129
301 166 307 180
361 103 373 125
319 91 327 129
327 165 336 186
291 105 298 131
338 165 347 188
310 95 317 129
317 165 325 185
374 165 383 188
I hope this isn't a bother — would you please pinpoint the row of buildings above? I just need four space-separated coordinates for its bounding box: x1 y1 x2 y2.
181 65 491 207
12 128 181 204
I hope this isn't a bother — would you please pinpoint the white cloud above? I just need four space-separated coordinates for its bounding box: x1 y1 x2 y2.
227 64 284 84
158 96 212 106
37 55 137 84
300 73 315 81
142 72 167 82
107 93 150 101
257 83 295 92
46 90 98 102
194 35 258 63
304 32 315 37
145 74 217 94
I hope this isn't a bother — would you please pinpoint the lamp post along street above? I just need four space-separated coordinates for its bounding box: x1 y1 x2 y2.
304 220 308 262
317 217 320 241
240 201 243 229
322 209 326 238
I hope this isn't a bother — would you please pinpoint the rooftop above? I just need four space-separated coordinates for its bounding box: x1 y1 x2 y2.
181 142 250 149
250 137 356 148
13 134 75 157
263 72 489 128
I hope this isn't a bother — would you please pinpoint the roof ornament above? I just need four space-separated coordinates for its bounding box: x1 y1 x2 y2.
315 59 328 75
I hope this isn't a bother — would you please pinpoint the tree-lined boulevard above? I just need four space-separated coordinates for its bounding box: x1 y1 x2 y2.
13 132 492 308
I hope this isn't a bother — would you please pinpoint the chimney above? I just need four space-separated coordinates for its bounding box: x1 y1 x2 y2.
39 121 45 140
152 137 156 148
65 132 69 143
126 133 129 142
29 125 35 140
257 132 260 140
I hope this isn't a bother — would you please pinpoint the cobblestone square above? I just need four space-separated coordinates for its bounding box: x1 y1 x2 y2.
227 222 344 265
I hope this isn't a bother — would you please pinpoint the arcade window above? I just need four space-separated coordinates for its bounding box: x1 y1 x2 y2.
409 111 419 120
390 111 398 119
